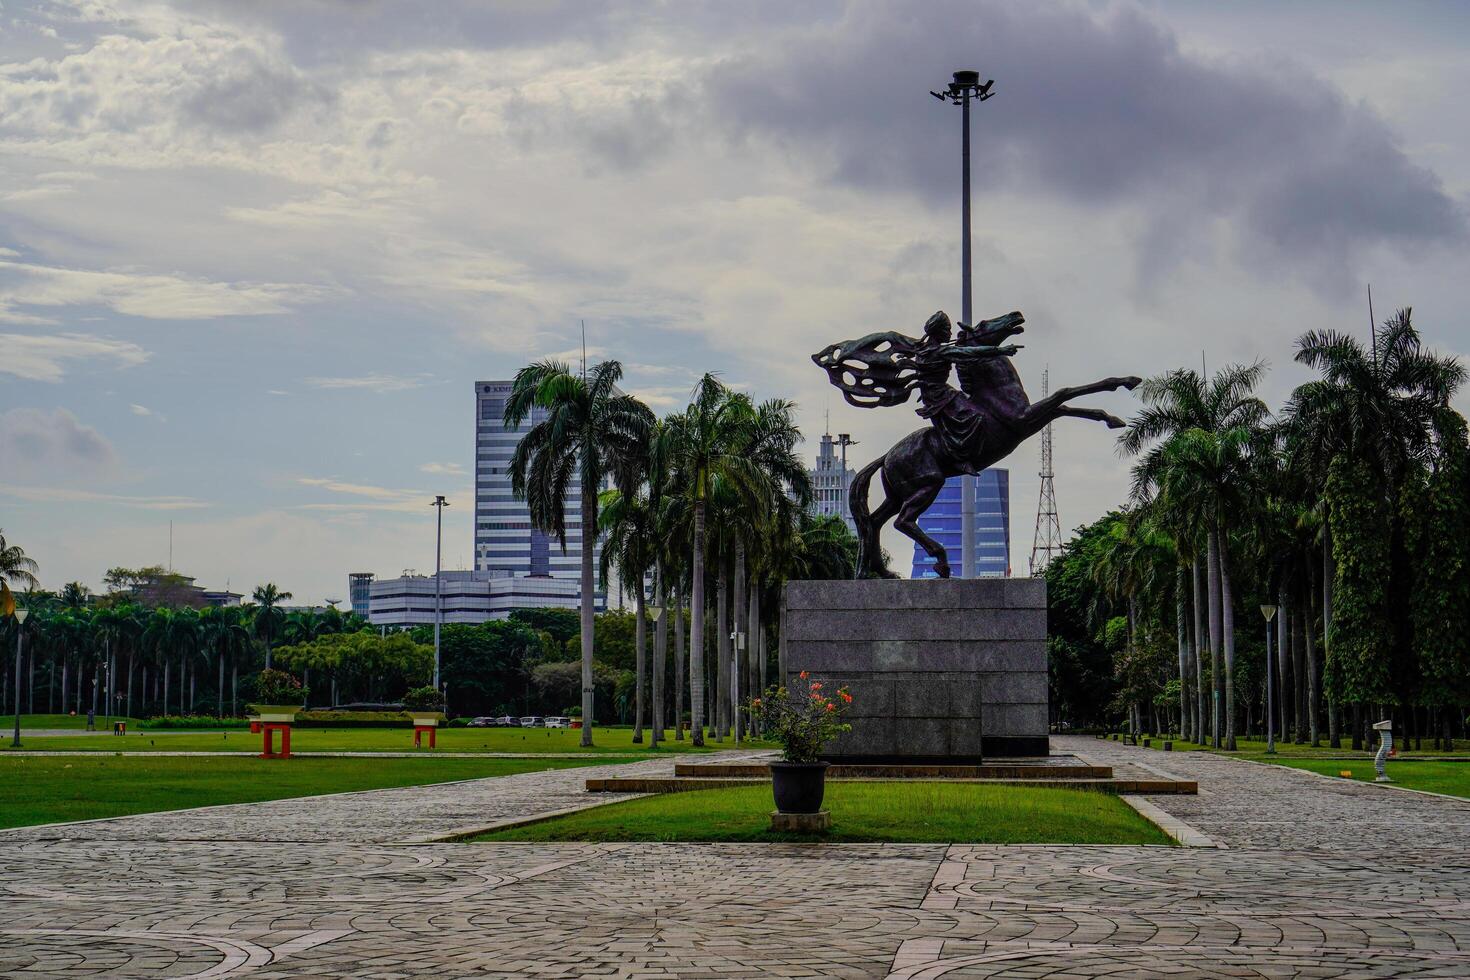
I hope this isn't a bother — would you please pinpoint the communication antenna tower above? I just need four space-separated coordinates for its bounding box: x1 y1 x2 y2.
1029 367 1063 576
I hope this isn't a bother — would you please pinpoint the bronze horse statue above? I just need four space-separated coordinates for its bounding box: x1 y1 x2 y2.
812 310 1139 578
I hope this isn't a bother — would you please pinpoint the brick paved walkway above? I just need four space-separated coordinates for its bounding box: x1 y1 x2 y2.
4 737 1469 977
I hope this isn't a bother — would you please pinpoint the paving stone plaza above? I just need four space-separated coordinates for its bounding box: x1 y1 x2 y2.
4 737 1470 978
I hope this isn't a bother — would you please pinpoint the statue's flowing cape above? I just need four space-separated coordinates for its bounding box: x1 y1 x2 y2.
810 331 923 408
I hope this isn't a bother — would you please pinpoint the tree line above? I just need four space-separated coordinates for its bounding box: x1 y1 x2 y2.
1050 309 1469 751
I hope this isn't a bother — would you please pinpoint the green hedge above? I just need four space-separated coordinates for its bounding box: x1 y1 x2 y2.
140 715 252 730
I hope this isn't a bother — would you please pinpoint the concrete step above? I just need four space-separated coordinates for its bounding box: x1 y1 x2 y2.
673 762 1113 780
587 776 1197 795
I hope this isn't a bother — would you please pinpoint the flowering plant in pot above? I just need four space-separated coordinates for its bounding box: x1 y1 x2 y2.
247 669 307 722
745 672 852 814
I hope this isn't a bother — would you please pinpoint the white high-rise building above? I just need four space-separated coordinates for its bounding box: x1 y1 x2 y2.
809 431 857 534
474 380 605 595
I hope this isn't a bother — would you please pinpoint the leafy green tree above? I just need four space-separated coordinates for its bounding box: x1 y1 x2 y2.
505 358 655 746
1324 455 1394 709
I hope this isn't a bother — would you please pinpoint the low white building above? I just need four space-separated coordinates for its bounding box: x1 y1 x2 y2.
366 570 604 626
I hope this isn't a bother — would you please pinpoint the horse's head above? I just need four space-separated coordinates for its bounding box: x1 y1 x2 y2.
958 310 1025 346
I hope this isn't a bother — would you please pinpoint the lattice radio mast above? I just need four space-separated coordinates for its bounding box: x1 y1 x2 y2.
1029 368 1062 576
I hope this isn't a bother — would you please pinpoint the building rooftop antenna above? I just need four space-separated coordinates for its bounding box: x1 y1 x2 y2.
1029 366 1062 576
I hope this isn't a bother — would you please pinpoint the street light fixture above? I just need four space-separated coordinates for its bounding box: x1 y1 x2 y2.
1261 604 1278 755
431 495 449 691
11 606 27 749
932 69 995 577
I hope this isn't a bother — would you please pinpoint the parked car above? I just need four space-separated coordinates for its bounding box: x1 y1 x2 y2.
544 716 571 729
495 716 522 727
466 716 496 728
518 716 544 728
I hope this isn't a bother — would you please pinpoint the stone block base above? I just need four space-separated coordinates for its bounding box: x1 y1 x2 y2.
784 578 1049 761
770 810 832 833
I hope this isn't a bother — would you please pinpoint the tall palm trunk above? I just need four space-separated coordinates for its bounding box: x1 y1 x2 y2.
1323 530 1340 747
579 480 596 746
163 661 170 719
715 548 729 740
734 544 750 738
1277 583 1290 740
674 589 686 741
217 651 225 718
632 586 647 744
749 577 762 733
1292 583 1307 743
689 503 707 747
1187 558 1199 743
1206 529 1223 747
1218 521 1238 750
1304 561 1320 746
1175 564 1189 739
126 654 133 719
60 657 69 722
652 566 667 746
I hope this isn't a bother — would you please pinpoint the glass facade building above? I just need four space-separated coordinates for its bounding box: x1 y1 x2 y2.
910 470 1011 579
347 572 374 619
474 381 604 599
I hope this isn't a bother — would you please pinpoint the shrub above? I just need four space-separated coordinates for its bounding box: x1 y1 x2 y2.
139 715 251 730
402 685 445 711
250 669 307 706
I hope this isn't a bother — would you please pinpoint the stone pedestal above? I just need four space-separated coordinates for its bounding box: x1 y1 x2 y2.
783 578 1048 760
770 810 832 833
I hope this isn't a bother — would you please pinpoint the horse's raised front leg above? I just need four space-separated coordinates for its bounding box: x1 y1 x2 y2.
1028 375 1141 416
893 484 949 578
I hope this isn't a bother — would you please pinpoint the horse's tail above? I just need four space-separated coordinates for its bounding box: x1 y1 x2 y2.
848 455 885 577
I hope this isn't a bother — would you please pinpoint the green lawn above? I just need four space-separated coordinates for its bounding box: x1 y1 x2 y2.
471 782 1175 845
13 713 146 730
0 754 620 829
1254 757 1470 798
7 726 764 755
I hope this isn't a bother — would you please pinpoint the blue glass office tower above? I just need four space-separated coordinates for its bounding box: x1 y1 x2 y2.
910 470 1010 578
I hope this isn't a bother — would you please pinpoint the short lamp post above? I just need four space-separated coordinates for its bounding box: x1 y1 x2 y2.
11 606 27 749
1261 604 1278 755
730 630 746 745
648 605 664 746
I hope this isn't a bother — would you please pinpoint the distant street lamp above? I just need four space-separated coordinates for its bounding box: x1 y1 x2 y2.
1261 604 1278 755
11 606 27 749
649 605 664 746
431 495 449 690
932 69 995 577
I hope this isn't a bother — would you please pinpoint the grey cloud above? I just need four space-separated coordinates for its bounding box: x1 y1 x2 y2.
0 407 117 477
693 1 1465 286
181 44 333 133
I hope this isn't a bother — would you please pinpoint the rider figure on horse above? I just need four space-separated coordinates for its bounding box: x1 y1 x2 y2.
906 311 1020 474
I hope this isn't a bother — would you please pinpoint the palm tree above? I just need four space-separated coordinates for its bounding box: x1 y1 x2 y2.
505 358 654 746
599 481 657 743
0 530 40 589
1124 364 1270 749
659 376 766 747
251 583 292 670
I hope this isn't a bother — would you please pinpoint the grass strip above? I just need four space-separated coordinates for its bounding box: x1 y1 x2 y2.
471 781 1175 845
0 754 618 829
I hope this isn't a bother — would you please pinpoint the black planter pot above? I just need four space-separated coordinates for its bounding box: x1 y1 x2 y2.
769 761 830 814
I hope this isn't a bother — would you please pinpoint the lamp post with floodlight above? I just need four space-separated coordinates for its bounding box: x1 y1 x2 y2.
931 69 995 577
11 606 27 748
431 495 449 690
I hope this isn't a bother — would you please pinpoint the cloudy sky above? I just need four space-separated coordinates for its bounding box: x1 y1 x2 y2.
2 0 1467 603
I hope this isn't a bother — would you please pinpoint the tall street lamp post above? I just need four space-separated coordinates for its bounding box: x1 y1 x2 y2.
1261 604 1278 754
11 606 27 748
431 495 449 691
932 69 995 578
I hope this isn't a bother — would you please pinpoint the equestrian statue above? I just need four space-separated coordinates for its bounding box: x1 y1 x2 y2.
812 310 1139 579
